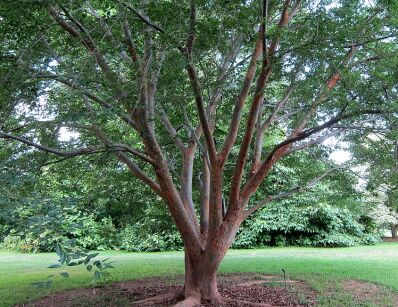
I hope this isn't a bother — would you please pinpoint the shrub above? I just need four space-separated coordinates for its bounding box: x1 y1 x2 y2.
119 223 183 252
1 198 119 252
73 216 118 250
2 235 35 252
233 202 381 248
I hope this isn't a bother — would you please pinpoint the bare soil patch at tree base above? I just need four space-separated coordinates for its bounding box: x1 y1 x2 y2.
23 274 316 307
22 275 398 306
24 273 398 307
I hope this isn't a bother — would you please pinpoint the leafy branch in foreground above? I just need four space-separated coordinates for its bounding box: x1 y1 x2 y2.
31 244 114 289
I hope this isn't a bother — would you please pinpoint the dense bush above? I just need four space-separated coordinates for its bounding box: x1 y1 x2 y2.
233 201 381 248
119 223 182 252
0 165 382 252
0 195 183 252
118 204 183 251
2 235 35 253
0 198 119 252
0 197 382 252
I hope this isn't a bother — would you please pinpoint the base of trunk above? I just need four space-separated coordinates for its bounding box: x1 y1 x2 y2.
132 288 184 306
133 289 276 307
183 274 222 304
174 296 275 307
173 296 201 307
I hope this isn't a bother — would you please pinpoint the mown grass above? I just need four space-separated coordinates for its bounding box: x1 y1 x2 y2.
0 243 397 306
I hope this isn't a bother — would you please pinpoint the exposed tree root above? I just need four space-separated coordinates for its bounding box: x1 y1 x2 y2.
173 296 201 307
132 287 184 306
173 295 279 307
222 296 279 307
132 287 280 307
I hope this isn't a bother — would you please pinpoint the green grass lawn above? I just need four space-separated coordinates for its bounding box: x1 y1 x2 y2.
1 243 398 306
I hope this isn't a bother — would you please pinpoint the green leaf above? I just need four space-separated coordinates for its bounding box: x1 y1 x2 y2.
67 262 78 266
55 244 62 257
60 272 69 278
31 282 45 288
86 264 93 272
93 260 102 269
87 253 99 260
94 271 101 279
48 264 62 268
59 253 66 265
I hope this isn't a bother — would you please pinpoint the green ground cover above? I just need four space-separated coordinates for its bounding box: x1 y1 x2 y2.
1 243 397 306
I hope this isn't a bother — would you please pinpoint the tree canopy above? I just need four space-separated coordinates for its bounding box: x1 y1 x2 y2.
1 0 397 305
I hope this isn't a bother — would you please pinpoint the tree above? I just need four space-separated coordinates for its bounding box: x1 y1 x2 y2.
370 202 398 237
353 128 398 238
1 0 397 305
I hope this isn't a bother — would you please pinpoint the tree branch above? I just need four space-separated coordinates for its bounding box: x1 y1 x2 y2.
122 19 140 65
0 131 104 157
227 0 296 212
181 0 217 165
84 0 131 63
219 36 263 164
183 109 210 168
284 129 342 156
122 2 165 33
250 84 295 174
239 41 364 207
33 72 138 130
241 108 387 206
157 103 186 151
90 125 163 196
288 0 302 23
49 6 126 101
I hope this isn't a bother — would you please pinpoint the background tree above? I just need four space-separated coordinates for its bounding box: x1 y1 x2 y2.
1 0 397 305
352 125 398 237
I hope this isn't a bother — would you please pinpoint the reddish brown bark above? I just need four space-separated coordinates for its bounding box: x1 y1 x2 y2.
46 2 306 304
11 2 376 305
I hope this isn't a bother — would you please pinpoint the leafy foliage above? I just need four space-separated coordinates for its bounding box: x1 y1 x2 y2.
0 140 384 251
1 198 118 252
0 0 396 257
119 223 182 252
31 244 114 289
234 201 380 248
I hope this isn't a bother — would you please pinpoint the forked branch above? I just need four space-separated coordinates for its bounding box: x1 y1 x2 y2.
0 131 104 157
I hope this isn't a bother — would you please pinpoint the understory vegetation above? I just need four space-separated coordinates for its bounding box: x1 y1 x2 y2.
1 202 381 252
0 149 385 252
0 164 383 252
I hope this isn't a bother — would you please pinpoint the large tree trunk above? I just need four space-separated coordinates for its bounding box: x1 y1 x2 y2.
391 224 398 239
176 217 242 306
180 253 221 306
